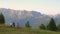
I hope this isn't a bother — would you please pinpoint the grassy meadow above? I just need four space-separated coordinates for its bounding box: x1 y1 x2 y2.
0 24 60 34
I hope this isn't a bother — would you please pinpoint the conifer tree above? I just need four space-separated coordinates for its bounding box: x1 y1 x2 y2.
0 13 5 23
25 21 31 28
47 18 57 31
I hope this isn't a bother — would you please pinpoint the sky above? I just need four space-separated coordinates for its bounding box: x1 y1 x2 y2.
0 0 60 15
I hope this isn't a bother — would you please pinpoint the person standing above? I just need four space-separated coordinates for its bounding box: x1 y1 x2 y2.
13 22 15 27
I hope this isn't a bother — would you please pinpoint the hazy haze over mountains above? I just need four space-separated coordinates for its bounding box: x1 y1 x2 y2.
0 8 60 28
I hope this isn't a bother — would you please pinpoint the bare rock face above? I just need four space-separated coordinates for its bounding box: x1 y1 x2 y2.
0 8 51 28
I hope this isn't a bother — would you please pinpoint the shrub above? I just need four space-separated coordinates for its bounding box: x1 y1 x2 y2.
39 24 46 30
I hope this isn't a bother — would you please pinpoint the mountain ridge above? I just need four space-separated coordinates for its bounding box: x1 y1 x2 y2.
0 8 60 28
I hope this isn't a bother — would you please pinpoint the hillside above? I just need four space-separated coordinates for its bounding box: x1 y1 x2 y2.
0 24 60 34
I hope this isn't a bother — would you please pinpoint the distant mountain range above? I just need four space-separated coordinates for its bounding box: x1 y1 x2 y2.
0 8 60 28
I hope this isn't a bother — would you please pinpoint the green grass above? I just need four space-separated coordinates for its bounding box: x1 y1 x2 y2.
0 24 60 34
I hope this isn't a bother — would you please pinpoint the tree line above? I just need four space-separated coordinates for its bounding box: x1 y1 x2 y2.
0 13 60 31
26 18 60 31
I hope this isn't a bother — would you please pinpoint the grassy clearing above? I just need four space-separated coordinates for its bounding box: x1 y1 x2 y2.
0 24 60 34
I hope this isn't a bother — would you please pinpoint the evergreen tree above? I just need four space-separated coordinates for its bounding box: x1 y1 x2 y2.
0 13 5 23
39 24 46 30
47 18 57 31
25 21 31 28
